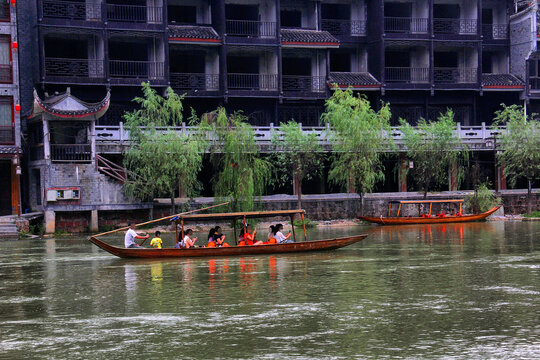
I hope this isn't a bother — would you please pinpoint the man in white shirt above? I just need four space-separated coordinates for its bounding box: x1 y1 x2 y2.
124 222 149 248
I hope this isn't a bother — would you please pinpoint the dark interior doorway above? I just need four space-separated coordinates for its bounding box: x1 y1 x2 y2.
227 56 259 73
168 5 197 24
0 162 11 215
330 52 351 72
433 4 460 19
281 10 302 28
321 4 350 20
282 57 311 76
434 51 458 67
225 4 258 20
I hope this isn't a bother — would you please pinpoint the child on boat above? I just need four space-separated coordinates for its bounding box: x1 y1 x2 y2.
274 224 294 244
150 231 162 249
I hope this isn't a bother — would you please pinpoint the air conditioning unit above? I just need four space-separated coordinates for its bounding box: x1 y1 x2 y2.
46 188 81 202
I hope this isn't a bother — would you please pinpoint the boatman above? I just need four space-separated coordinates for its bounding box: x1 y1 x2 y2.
125 222 149 248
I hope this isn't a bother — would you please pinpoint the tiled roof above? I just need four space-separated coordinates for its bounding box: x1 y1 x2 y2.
168 25 221 43
281 29 339 47
481 74 524 88
327 72 381 88
0 145 19 155
30 88 110 120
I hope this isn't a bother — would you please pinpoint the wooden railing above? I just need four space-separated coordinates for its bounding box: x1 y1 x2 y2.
51 144 91 162
42 0 101 21
321 19 366 36
482 24 508 39
44 58 105 79
109 60 165 79
225 20 276 37
106 4 162 23
96 154 126 183
0 125 14 144
433 18 477 35
282 76 326 94
385 67 430 83
227 73 278 91
434 67 477 84
384 17 428 34
170 72 219 91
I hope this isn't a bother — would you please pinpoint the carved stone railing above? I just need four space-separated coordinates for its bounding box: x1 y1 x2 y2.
434 67 477 84
170 72 219 91
482 24 508 39
321 19 366 36
282 76 326 95
433 18 477 35
44 58 105 80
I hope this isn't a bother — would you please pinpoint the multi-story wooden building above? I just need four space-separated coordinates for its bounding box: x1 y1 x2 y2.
15 0 540 230
0 1 21 216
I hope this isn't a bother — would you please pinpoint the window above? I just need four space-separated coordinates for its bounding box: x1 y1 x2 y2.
0 36 11 83
281 10 302 28
0 1 9 22
168 5 197 24
0 97 13 144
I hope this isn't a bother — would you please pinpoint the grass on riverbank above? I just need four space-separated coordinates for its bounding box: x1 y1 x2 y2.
522 211 540 218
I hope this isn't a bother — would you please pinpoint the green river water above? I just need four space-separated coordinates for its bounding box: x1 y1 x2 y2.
0 221 539 359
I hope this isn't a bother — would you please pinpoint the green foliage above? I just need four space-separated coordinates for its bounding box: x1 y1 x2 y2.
122 83 208 213
493 104 540 211
465 183 500 214
211 108 271 212
399 109 468 197
271 120 322 209
321 88 393 199
29 223 45 236
293 217 316 228
522 211 540 218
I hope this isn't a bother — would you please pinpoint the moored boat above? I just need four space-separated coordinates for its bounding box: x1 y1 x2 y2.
359 199 501 225
89 209 367 258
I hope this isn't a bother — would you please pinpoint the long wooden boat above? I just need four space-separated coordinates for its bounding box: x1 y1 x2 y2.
359 199 501 225
89 234 367 259
89 208 367 258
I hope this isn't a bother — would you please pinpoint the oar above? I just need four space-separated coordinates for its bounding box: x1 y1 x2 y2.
93 201 230 238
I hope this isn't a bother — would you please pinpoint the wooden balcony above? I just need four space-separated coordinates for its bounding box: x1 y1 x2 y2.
109 60 165 80
482 24 508 40
170 73 220 94
434 67 477 84
51 144 91 163
282 76 326 97
385 67 430 83
321 19 366 38
225 20 276 38
433 18 477 35
227 73 278 91
41 0 101 21
0 64 12 84
106 3 162 24
44 58 105 83
384 17 428 34
0 125 14 145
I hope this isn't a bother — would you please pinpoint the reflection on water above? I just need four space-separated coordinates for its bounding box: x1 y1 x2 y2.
0 222 539 359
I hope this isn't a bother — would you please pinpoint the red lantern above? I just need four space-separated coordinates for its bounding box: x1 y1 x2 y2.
231 162 235 168
12 41 18 50
15 104 20 112
10 0 16 6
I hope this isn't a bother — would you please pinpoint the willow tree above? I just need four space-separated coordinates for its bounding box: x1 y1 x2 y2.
271 120 322 209
399 109 467 198
321 88 393 214
123 83 208 214
494 104 540 214
211 108 271 212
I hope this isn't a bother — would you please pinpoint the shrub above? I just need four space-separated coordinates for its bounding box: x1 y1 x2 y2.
465 183 500 213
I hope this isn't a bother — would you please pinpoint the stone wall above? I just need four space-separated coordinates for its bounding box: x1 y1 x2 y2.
501 192 540 214
56 211 91 233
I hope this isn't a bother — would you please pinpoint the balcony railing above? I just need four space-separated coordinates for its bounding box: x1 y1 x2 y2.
227 73 278 91
109 60 165 79
0 125 14 144
44 58 105 79
384 17 428 34
0 1 10 22
482 24 508 39
434 67 477 84
170 73 219 91
225 20 276 37
282 76 326 94
42 0 101 21
321 19 366 36
0 64 12 83
529 77 540 91
106 4 162 23
433 18 477 35
51 144 91 162
385 67 430 83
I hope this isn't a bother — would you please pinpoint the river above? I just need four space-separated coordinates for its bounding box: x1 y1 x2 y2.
0 221 539 359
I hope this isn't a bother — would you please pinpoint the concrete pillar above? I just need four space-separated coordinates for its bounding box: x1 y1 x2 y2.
90 210 99 232
45 210 55 234
449 160 458 191
399 155 408 192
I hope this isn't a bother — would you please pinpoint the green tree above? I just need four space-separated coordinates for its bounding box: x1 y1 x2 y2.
494 104 540 213
211 108 271 212
271 120 322 209
321 88 393 213
123 83 207 214
399 109 468 198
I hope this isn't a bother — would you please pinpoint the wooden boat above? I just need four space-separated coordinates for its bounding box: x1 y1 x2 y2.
89 209 367 258
359 199 501 225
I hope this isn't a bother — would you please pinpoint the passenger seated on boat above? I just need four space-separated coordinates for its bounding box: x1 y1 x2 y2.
274 224 294 244
177 229 197 249
124 222 149 248
207 226 230 247
238 225 263 246
150 231 163 249
267 225 277 244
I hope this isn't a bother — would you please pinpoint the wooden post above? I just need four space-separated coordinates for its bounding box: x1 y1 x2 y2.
175 221 178 244
181 219 184 241
397 204 402 217
233 219 237 245
290 215 296 242
301 213 307 241
429 202 432 217
388 203 392 217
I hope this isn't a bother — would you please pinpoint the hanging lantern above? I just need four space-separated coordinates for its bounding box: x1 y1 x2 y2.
10 0 16 6
15 104 20 112
12 41 18 50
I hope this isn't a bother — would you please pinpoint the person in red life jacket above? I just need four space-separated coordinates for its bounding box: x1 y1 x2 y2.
207 226 230 247
238 225 263 246
267 225 277 244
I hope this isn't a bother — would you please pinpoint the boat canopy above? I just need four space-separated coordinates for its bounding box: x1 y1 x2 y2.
388 199 464 204
172 209 305 223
